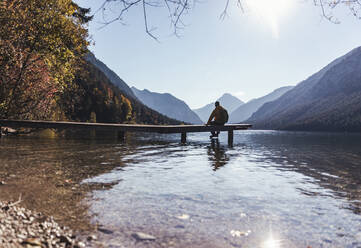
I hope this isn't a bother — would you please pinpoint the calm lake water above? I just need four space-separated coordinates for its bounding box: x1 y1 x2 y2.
0 130 361 247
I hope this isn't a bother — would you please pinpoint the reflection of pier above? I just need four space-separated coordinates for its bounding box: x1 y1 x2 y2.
0 120 252 145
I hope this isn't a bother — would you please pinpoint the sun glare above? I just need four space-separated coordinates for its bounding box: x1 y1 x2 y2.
261 233 283 248
245 0 294 38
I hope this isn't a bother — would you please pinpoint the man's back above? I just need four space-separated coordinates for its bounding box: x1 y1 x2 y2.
207 104 228 125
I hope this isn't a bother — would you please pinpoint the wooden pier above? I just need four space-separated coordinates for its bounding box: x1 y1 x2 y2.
0 120 252 146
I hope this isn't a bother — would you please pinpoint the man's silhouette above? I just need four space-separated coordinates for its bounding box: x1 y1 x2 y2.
206 101 228 138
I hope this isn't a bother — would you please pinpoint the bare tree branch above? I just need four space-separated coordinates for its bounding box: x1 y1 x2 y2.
98 0 361 40
142 0 159 41
99 0 202 38
220 0 230 20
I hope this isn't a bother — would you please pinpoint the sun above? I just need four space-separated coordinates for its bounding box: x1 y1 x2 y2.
245 0 295 38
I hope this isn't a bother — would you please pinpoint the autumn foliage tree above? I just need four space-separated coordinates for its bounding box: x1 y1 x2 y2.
58 61 178 125
0 0 89 119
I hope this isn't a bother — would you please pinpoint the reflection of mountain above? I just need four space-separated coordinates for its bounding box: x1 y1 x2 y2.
131 87 203 124
248 47 361 131
207 140 229 171
242 132 361 214
194 93 244 123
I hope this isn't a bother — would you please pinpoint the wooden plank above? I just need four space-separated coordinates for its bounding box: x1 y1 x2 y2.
0 119 252 134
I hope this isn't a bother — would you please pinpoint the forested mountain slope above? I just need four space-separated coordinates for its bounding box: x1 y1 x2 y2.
59 60 180 125
85 53 137 100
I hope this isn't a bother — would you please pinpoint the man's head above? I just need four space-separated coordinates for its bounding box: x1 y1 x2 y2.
215 101 220 107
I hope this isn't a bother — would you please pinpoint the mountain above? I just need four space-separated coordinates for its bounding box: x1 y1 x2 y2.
193 93 244 123
58 59 180 125
85 53 137 100
229 86 293 123
248 47 361 132
131 87 203 124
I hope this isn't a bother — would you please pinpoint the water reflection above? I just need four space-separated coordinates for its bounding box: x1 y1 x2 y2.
260 229 283 248
237 131 361 216
1 131 361 247
0 135 129 232
207 139 229 171
262 235 282 248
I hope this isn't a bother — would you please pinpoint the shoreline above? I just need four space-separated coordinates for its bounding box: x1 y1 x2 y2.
0 199 97 248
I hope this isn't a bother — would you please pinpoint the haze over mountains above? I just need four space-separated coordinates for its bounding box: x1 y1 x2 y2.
248 46 361 132
229 86 293 123
131 87 203 124
86 46 361 132
193 93 244 123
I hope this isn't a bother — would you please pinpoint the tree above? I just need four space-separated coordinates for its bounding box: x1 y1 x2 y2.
98 0 207 39
312 0 361 23
0 0 90 119
99 0 361 39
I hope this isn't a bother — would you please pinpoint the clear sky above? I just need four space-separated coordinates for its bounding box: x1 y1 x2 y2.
76 0 361 109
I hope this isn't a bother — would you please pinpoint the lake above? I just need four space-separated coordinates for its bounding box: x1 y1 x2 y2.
0 130 360 247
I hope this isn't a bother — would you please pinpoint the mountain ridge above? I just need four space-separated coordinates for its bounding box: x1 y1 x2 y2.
193 93 244 123
85 53 137 100
131 87 203 124
229 86 293 123
248 46 361 132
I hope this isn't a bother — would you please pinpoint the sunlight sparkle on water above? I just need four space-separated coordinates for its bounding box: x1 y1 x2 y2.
261 234 282 248
245 0 294 38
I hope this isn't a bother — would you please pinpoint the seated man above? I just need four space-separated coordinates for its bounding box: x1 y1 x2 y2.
206 101 229 138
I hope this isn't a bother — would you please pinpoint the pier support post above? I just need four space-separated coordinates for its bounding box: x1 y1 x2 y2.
0 125 2 138
228 130 233 147
118 131 125 142
181 132 187 143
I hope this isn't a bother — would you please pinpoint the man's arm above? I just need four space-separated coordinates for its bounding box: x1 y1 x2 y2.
206 110 216 125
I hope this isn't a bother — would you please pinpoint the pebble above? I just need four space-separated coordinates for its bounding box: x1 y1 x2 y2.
74 241 86 248
22 238 42 246
17 234 27 240
59 235 72 244
97 227 114 234
0 200 94 247
132 232 156 241
87 235 97 241
174 225 185 229
230 229 252 237
176 214 190 220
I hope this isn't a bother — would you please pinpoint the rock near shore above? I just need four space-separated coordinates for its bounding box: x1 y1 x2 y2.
0 200 91 248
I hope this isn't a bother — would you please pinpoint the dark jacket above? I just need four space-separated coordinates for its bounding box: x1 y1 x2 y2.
207 106 228 125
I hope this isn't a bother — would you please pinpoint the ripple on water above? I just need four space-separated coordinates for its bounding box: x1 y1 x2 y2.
0 131 361 247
